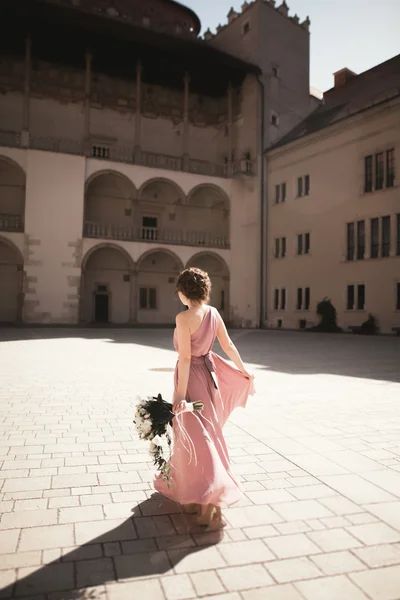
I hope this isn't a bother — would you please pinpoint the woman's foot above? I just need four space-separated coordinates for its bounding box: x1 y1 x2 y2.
183 503 200 515
196 504 226 529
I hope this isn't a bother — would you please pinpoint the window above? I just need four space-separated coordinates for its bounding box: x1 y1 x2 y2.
296 287 311 310
305 287 310 311
297 233 310 255
347 284 365 311
397 214 400 256
282 182 286 202
140 287 157 310
220 290 225 311
381 215 391 258
305 175 310 196
364 155 373 192
280 288 286 310
297 175 310 197
370 218 379 259
242 21 250 34
274 289 279 311
347 285 355 310
387 149 395 188
375 152 384 190
271 112 279 127
364 149 396 192
274 237 286 258
296 288 302 311
274 183 286 204
297 177 303 197
397 283 400 311
357 220 365 260
275 185 280 204
92 145 110 159
273 289 286 311
272 65 279 77
346 222 355 261
142 216 157 241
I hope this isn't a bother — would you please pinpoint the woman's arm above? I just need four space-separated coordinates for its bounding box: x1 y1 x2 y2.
174 312 192 405
216 314 253 378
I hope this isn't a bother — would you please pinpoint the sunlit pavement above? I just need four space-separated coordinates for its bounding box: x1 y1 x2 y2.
0 328 400 600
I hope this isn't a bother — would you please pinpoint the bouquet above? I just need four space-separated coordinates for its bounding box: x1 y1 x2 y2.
133 394 203 486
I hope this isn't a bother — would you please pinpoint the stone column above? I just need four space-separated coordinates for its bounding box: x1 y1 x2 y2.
83 50 92 157
183 72 190 171
134 61 142 163
227 83 233 174
21 35 31 148
129 269 138 324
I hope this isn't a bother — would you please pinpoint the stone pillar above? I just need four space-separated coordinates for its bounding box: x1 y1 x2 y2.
227 83 233 174
183 72 190 171
129 270 137 324
83 50 92 157
134 61 142 162
21 35 31 148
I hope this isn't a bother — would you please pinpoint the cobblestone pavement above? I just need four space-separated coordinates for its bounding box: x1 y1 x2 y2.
0 328 400 600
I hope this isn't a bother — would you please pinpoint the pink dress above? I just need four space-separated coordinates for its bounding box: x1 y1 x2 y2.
154 305 255 507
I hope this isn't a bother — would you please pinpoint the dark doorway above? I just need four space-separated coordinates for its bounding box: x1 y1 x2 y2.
94 294 109 323
142 216 158 240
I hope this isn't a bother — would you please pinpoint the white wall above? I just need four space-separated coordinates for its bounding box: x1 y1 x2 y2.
24 150 85 323
267 100 400 333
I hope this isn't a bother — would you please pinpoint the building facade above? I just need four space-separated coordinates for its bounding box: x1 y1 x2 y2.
0 0 315 327
266 57 400 334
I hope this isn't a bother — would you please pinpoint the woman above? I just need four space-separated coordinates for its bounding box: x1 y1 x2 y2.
154 267 255 528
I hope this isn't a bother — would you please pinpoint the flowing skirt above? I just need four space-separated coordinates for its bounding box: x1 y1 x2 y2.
154 352 255 507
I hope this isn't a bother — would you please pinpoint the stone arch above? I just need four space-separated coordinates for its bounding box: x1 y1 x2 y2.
186 252 230 320
185 184 230 247
137 248 183 325
138 179 186 240
80 243 135 325
84 171 137 238
0 156 26 233
0 235 24 323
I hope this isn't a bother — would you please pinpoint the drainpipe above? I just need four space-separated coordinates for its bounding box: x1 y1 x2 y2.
257 76 266 329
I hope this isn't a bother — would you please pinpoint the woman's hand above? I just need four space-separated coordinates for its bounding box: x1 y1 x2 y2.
241 369 255 380
173 400 187 415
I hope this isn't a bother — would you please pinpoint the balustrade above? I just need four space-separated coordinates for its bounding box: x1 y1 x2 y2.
0 214 24 232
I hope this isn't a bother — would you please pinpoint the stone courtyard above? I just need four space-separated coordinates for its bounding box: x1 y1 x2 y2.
0 328 400 600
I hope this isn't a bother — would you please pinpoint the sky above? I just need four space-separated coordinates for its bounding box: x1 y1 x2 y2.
183 0 400 92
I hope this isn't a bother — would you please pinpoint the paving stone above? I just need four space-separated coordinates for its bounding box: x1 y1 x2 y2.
0 551 41 569
352 544 400 568
59 505 104 524
0 509 58 530
162 574 196 600
241 584 305 600
76 558 115 588
264 534 321 559
19 525 74 551
270 500 334 522
52 474 98 489
114 551 171 579
350 566 400 600
218 540 274 565
295 574 370 600
190 570 225 597
307 528 362 552
310 551 366 575
217 564 273 591
347 522 400 545
265 557 322 584
75 518 137 545
107 580 165 600
16 563 74 595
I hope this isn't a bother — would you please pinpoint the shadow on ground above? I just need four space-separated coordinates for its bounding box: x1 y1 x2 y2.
0 495 224 599
1 327 400 383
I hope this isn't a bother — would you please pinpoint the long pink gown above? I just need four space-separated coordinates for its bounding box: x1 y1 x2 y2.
154 305 255 507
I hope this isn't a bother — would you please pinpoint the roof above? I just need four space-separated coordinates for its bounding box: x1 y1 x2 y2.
269 54 400 151
1 0 260 97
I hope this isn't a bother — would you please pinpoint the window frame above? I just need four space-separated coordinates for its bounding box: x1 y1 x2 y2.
381 215 391 258
139 286 157 310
